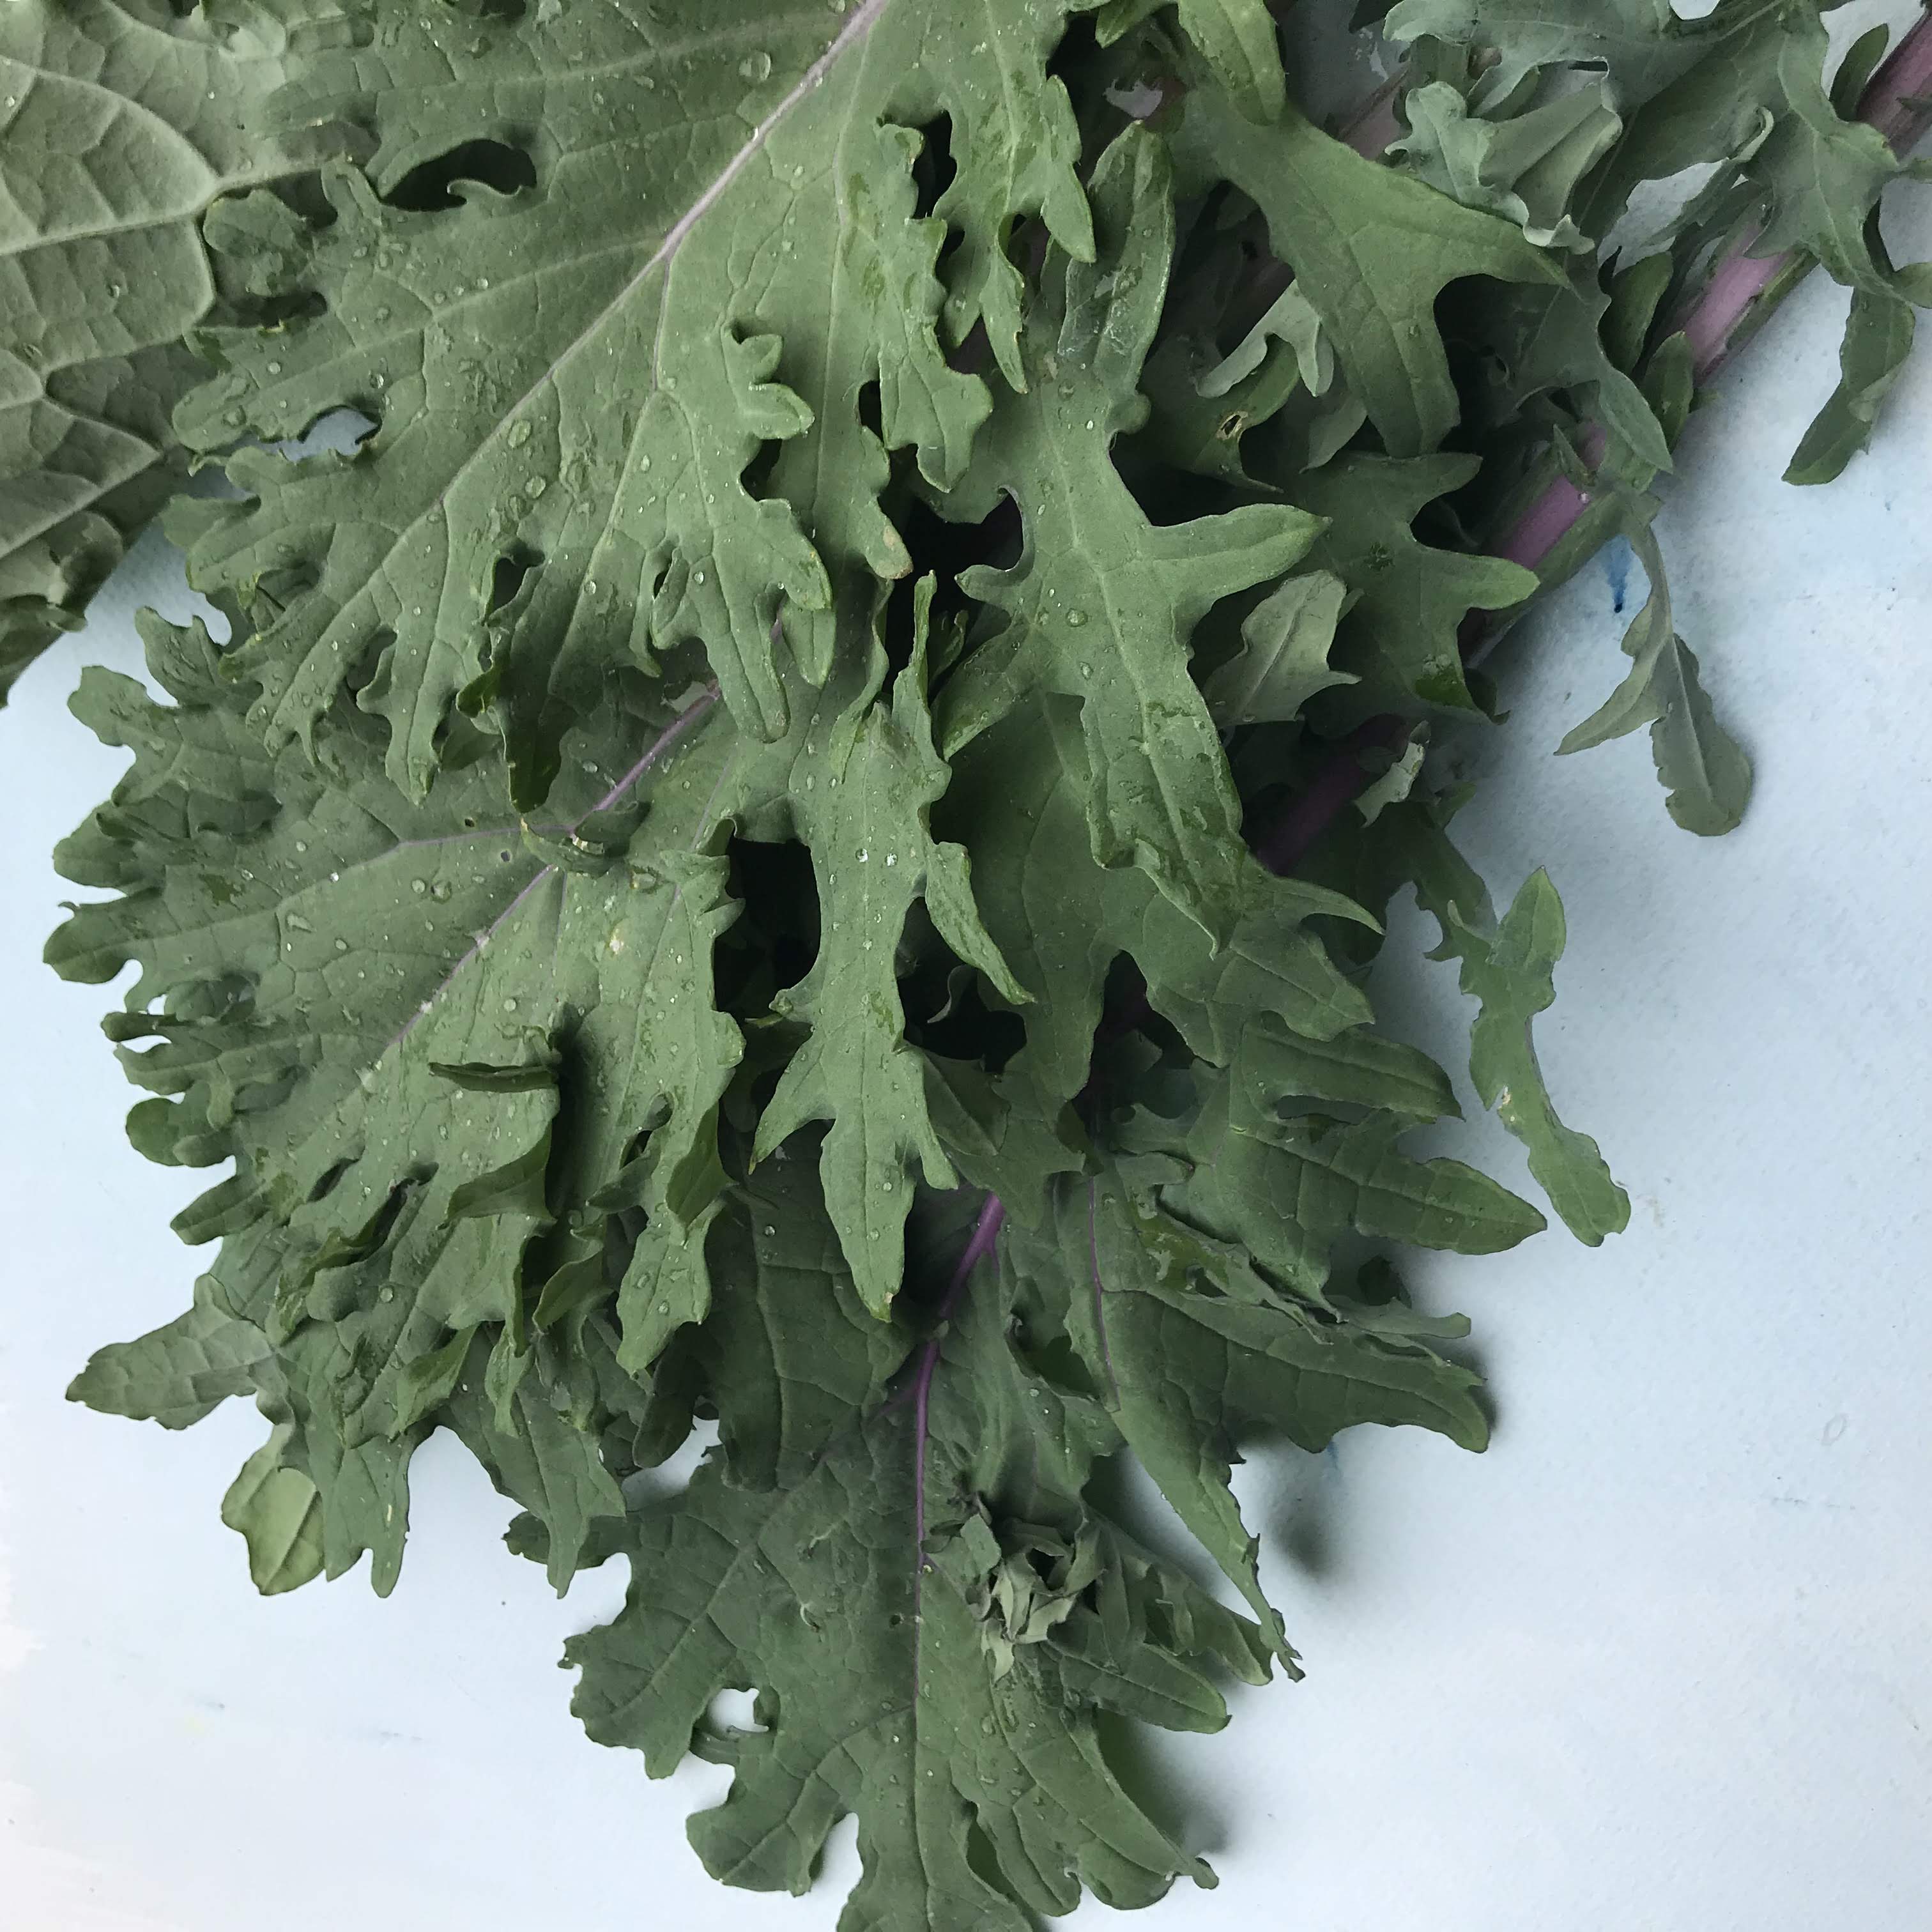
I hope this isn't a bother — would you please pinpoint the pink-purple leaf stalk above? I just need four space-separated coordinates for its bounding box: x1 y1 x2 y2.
931 7 1932 1407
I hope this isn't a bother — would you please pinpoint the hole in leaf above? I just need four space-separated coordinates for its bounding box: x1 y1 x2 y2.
904 972 1025 1073
339 626 392 702
908 114 957 222
946 317 989 377
703 1687 764 1734
382 138 537 211
307 1158 353 1206
247 288 327 330
962 1811 1007 1894
718 836 820 1019
487 544 541 617
1044 12 1102 92
739 432 783 503
272 408 376 462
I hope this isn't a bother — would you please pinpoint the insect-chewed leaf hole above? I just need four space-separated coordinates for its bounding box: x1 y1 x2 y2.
381 139 538 211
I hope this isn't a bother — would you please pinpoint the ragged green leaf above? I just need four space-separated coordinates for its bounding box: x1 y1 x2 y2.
1382 0 1704 106
52 611 736 1588
40 3 1932 1922
1746 19 1927 481
1097 0 1287 123
1202 569 1355 728
568 1188 1264 1931
751 597 1025 1315
1361 797 1629 1243
68 1273 272 1430
1009 1164 1489 1645
0 0 350 697
1557 523 1752 835
1125 1052 1546 1304
1285 454 1537 711
941 703 1374 1119
937 126 1322 942
1446 872 1630 1246
220 1425 325 1596
1392 80 1623 252
172 0 1101 802
1172 87 1563 457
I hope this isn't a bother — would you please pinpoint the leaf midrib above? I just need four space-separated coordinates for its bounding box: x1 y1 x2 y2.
245 0 896 751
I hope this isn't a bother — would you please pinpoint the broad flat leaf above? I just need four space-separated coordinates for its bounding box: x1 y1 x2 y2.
1172 88 1563 456
568 1185 1268 1931
220 1423 325 1595
0 0 345 694
68 1274 272 1430
173 0 1101 802
1238 1018 1460 1123
936 127 1322 942
53 613 742 1588
694 1154 913 1489
1557 523 1751 835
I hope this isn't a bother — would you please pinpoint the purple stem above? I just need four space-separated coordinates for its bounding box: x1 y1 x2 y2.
1861 9 1932 151
1496 9 1932 572
914 12 1932 1537
1254 714 1411 874
1340 75 1404 159
1680 13 1932 376
580 681 719 824
910 1194 1006 1555
386 684 718 1055
1288 11 1932 839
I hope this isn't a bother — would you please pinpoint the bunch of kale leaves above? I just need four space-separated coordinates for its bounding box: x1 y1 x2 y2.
7 1 1926 1923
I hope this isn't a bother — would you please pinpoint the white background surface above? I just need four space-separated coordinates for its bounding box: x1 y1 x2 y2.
4 112 1931 1932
